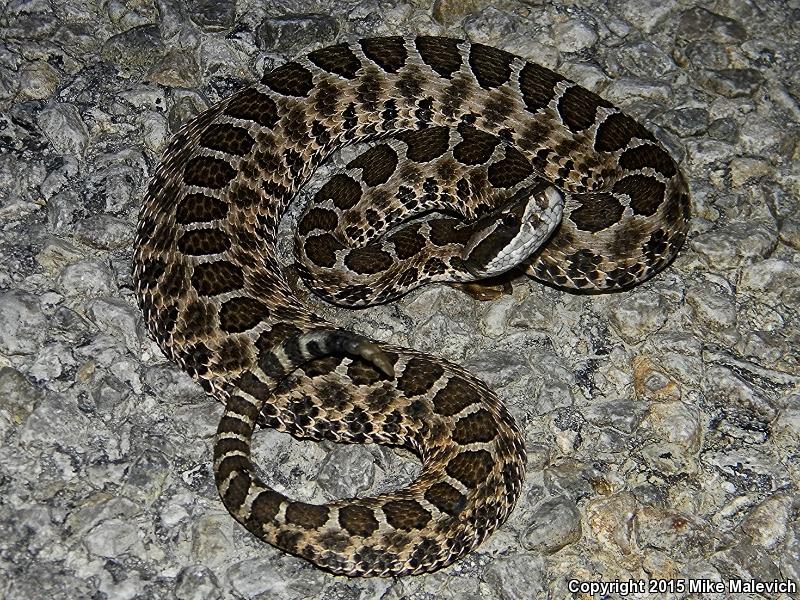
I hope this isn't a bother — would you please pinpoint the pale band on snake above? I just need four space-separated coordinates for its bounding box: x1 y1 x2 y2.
133 35 690 577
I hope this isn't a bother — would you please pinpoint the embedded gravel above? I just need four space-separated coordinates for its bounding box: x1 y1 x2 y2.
1 1 799 599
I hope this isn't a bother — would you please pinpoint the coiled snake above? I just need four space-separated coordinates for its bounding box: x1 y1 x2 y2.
133 36 690 576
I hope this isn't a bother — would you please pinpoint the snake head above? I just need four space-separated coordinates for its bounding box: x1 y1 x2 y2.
460 183 564 279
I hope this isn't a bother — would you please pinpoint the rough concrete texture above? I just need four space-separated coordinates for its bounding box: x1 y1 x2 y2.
1 0 799 598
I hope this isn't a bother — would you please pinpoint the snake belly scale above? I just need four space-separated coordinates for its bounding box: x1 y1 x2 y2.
133 36 690 576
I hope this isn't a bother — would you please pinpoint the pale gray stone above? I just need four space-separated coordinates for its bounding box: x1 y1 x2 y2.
617 40 675 78
0 290 46 355
543 459 596 501
738 258 800 293
741 493 793 550
58 260 115 298
483 553 545 600
0 367 44 423
84 518 139 558
317 445 376 499
612 0 676 33
707 116 738 142
699 68 763 98
552 19 598 53
690 222 778 269
101 24 165 70
711 540 782 583
678 40 730 69
186 0 236 32
583 399 645 434
676 7 746 44
37 102 89 157
227 556 325 599
608 289 669 343
522 496 581 554
87 297 142 355
685 283 737 335
663 106 710 137
17 59 61 100
174 565 221 600
257 14 339 52
74 214 135 249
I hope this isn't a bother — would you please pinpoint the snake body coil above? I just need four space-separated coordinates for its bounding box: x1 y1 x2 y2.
133 36 689 576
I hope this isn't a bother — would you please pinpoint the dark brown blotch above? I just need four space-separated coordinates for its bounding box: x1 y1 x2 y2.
347 144 398 187
298 207 339 236
235 371 271 401
180 298 217 337
423 257 446 275
316 173 362 210
199 123 255 156
557 84 614 132
300 355 341 377
416 36 463 79
664 187 690 225
216 410 251 438
276 530 303 553
175 193 229 224
569 192 625 232
564 249 602 280
285 502 329 529
428 218 471 246
347 360 386 385
487 147 533 188
453 126 500 165
519 62 566 113
594 112 655 153
618 145 677 178
256 322 302 354
360 36 407 73
136 258 165 289
396 127 450 162
382 499 431 530
177 228 231 255
338 504 380 537
303 233 345 268
388 225 426 260
308 43 361 79
343 247 393 274
397 357 445 396
224 87 279 128
191 260 244 295
445 449 494 488
214 336 254 375
424 482 467 517
432 376 482 416
469 43 514 89
452 408 498 444
219 297 270 333
612 174 666 217
248 489 285 526
183 156 237 189
262 61 314 97
219 470 251 510
159 263 190 300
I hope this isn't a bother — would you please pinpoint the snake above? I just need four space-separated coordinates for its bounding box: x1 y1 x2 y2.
132 35 690 577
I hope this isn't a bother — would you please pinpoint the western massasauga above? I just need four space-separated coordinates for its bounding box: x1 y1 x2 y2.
133 35 690 576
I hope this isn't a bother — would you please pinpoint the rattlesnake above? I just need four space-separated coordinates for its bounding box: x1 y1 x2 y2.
133 35 690 577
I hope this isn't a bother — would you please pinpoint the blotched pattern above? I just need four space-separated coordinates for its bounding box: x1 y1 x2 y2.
133 36 690 577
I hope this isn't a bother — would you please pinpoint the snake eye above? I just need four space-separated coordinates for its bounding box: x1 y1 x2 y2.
502 213 517 227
